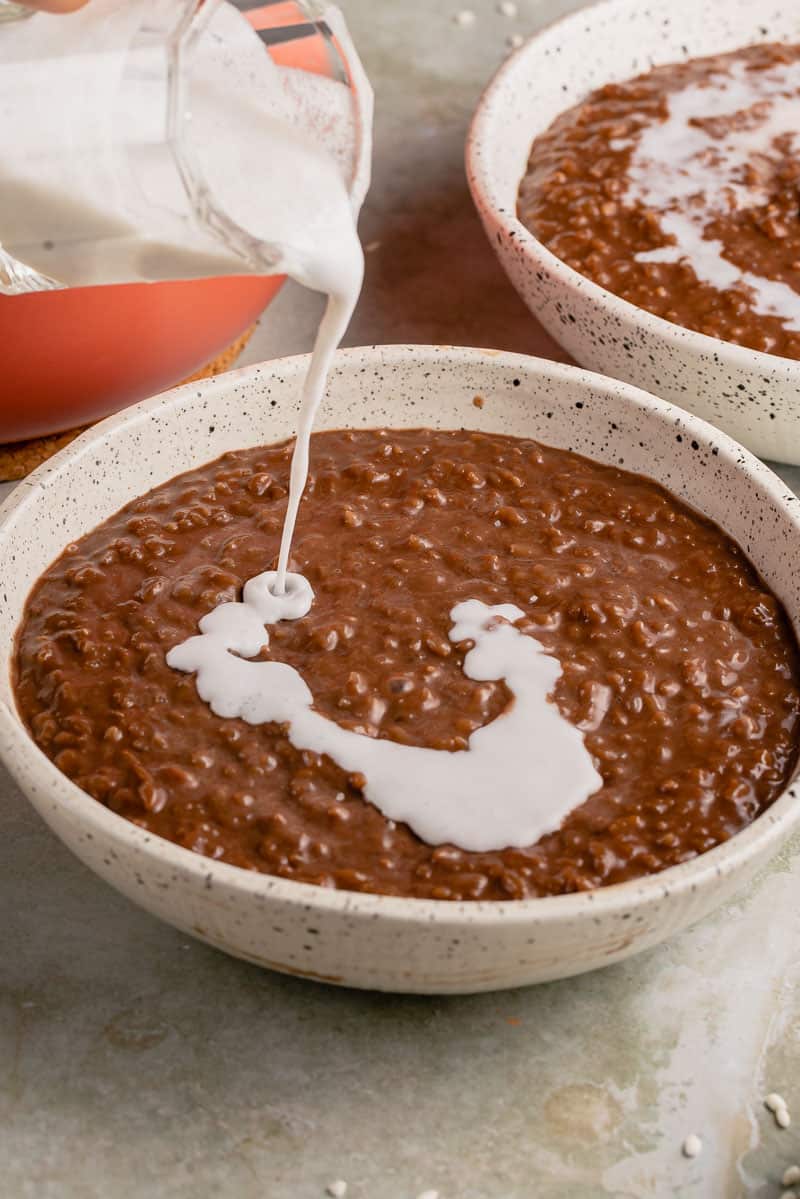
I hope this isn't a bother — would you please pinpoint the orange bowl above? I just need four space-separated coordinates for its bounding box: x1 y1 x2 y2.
0 275 283 442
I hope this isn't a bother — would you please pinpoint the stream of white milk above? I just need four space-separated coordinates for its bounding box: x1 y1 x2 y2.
167 584 603 852
168 349 604 850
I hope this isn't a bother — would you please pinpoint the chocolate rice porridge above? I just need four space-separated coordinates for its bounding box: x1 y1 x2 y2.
519 42 800 359
14 428 800 899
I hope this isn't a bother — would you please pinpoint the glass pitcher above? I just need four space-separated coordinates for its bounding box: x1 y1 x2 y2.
0 0 372 294
0 0 371 446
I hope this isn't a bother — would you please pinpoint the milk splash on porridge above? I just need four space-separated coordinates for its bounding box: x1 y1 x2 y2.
617 57 800 330
167 578 602 852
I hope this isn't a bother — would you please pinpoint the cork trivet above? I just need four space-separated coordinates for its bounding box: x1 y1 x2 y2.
0 324 256 483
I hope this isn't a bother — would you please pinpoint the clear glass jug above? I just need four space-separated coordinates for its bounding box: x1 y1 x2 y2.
0 0 372 294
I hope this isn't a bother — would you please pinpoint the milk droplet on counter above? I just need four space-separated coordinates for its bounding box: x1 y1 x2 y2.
621 58 800 331
168 594 603 853
682 1133 702 1159
765 1092 792 1128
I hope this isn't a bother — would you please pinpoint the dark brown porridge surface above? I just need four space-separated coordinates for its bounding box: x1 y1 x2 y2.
518 41 800 359
14 428 800 900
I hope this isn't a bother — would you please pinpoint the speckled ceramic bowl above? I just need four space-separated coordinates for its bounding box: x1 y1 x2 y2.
466 0 800 465
2 346 800 994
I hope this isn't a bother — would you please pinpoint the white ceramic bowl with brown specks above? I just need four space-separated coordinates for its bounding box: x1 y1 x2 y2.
466 0 800 465
2 346 800 994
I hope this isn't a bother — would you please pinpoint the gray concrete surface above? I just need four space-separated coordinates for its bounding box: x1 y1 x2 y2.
5 1 800 1195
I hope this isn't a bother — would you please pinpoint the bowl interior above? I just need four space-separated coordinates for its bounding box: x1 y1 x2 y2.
474 0 800 220
0 275 282 443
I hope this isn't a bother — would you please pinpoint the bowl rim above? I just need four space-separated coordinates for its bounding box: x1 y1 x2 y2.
2 342 800 927
465 0 800 380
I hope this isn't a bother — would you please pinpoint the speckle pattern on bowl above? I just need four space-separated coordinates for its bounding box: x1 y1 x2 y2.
466 0 800 464
1 346 800 993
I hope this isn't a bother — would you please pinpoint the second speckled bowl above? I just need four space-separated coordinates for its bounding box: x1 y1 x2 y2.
1 346 800 993
467 0 800 464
